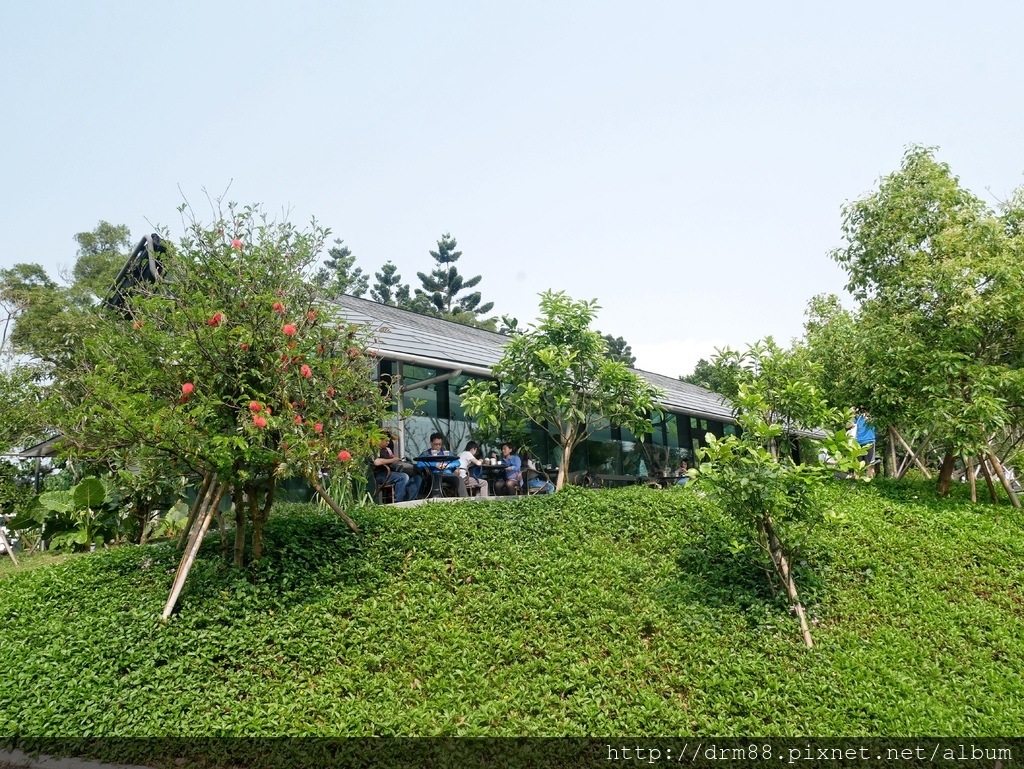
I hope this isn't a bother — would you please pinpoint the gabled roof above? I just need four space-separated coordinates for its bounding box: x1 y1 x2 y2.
330 294 737 423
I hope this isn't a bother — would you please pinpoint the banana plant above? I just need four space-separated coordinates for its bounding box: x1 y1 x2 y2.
11 477 121 551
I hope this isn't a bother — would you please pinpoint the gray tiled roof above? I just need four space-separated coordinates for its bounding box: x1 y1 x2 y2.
331 294 737 423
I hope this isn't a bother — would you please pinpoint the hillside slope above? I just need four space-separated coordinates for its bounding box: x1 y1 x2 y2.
0 481 1021 739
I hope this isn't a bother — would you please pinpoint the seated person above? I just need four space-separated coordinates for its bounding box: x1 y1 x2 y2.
494 441 522 496
457 441 489 497
372 433 422 502
675 460 691 486
416 432 467 497
519 449 554 494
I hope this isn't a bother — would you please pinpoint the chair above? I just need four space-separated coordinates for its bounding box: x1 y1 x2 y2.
372 467 398 504
522 467 553 495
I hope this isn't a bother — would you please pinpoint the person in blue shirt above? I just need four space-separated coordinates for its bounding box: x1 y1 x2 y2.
853 410 877 473
417 432 467 497
495 441 522 496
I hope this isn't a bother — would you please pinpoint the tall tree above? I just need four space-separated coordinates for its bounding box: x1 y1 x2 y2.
370 261 412 306
830 146 1024 495
315 239 368 298
680 356 742 398
601 333 636 367
71 221 132 300
460 291 661 490
415 233 494 322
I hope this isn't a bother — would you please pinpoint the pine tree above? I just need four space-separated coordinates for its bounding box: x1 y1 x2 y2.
415 233 494 321
315 239 368 298
370 261 412 307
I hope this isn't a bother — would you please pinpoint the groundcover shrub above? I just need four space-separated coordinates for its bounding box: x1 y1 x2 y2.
0 481 1021 741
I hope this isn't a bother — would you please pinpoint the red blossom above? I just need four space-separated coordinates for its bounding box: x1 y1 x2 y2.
348 348 360 356
337 450 351 461
231 239 243 250
326 387 335 397
294 415 303 424
307 311 316 320
265 407 272 415
132 320 143 329
208 312 223 326
314 423 323 433
240 342 249 350
181 382 195 395
281 354 289 362
283 324 297 336
273 302 285 313
253 415 267 428
249 402 262 412
301 364 312 378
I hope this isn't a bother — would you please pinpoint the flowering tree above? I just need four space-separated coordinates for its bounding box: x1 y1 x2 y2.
45 203 390 565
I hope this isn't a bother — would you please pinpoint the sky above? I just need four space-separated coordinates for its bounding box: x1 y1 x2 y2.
3 1 1024 379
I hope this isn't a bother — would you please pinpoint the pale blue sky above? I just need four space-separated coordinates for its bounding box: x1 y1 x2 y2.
3 1 1023 377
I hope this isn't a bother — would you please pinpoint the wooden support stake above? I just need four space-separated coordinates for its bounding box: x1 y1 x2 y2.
162 478 224 620
309 475 360 534
965 455 977 503
987 450 1021 509
177 470 213 552
763 515 813 649
978 455 1000 504
891 426 932 479
0 527 18 566
887 433 898 479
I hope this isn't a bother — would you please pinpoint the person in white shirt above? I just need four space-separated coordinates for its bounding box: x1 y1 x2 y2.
457 441 489 497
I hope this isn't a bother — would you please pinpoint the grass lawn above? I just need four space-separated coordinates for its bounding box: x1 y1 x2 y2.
0 479 1021 740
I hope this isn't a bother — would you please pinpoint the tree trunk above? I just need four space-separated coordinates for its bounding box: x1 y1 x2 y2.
978 455 1000 504
761 514 813 648
556 441 573 492
309 475 360 533
965 455 976 503
0 527 18 566
233 487 246 567
163 479 224 620
987 450 1021 509
936 451 956 497
252 477 276 561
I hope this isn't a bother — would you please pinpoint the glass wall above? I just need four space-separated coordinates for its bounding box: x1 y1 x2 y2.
385 360 734 477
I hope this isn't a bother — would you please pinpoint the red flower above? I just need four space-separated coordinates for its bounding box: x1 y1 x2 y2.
326 387 335 397
281 441 289 450
301 364 312 378
249 402 262 412
281 354 289 362
132 320 143 329
348 348 360 357
337 450 351 461
231 239 243 250
273 302 285 313
288 341 296 348
240 342 249 350
294 415 303 424
265 407 272 415
307 311 316 320
181 382 195 395
317 345 324 353
314 423 323 433
208 312 223 326
283 324 297 336
253 415 267 428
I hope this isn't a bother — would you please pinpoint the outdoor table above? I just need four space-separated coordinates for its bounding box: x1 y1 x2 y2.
414 452 460 498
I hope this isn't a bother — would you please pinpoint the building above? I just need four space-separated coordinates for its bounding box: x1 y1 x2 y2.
332 294 737 476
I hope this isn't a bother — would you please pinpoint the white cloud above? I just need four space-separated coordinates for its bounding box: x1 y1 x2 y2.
631 338 731 380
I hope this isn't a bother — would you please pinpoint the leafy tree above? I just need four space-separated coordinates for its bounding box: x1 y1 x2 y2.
71 221 133 300
370 261 412 306
601 333 636 366
460 291 662 490
314 239 368 298
680 356 742 398
415 233 494 322
696 341 861 648
43 203 392 562
830 146 1024 495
